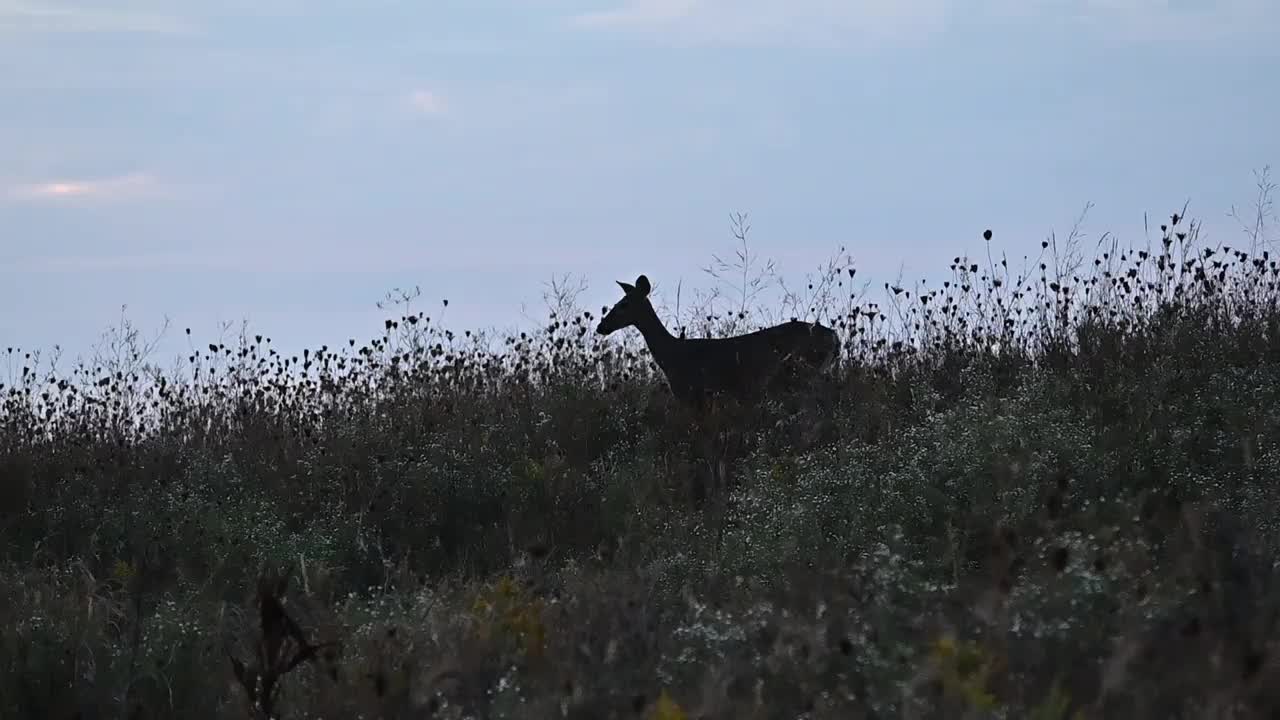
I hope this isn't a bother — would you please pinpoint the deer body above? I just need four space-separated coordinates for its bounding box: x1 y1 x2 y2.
597 274 839 408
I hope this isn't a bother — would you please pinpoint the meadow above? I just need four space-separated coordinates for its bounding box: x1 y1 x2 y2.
4 198 1280 719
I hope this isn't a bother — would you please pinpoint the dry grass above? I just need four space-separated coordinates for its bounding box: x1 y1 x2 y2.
3 195 1280 718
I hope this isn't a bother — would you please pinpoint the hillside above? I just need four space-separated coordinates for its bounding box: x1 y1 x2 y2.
4 209 1280 719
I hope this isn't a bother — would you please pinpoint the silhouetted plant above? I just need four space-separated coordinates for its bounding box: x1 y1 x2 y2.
3 189 1280 718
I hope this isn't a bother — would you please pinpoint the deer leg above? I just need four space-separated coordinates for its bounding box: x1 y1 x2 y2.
681 404 711 508
703 429 733 548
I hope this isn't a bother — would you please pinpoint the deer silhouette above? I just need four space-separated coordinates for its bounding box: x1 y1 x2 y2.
596 274 840 410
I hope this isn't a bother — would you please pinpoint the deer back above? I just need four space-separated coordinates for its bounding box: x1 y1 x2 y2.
658 320 837 404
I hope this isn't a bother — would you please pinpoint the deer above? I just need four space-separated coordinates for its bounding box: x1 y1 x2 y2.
596 274 840 411
596 273 841 522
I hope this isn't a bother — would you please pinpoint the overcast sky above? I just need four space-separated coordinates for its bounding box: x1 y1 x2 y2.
2 0 1277 364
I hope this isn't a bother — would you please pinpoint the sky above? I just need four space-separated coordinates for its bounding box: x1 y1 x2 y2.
1 0 1278 366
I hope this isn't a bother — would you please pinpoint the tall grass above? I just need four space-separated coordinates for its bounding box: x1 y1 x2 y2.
3 190 1280 718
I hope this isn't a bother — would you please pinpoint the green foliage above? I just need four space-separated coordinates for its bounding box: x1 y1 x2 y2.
2 203 1280 717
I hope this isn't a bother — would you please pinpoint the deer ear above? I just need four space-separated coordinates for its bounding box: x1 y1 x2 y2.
617 280 636 295
634 275 651 296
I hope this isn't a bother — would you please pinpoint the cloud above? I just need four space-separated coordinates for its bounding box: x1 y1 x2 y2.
566 0 1278 47
406 89 448 116
566 0 952 47
2 253 241 273
571 0 698 28
6 172 161 204
0 245 602 275
1069 0 1277 42
0 1 193 34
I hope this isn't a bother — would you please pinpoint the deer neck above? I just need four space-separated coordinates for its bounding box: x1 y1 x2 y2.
631 301 677 360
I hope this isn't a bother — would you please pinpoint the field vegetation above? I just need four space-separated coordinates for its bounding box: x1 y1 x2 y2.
4 178 1280 718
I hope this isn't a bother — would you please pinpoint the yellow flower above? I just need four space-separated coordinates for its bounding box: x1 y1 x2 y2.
930 633 999 711
931 634 957 658
111 559 136 584
651 689 687 720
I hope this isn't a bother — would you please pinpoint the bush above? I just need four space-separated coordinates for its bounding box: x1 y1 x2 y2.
3 201 1280 718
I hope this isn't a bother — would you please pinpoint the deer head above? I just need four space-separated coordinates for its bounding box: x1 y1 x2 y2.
596 274 654 336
